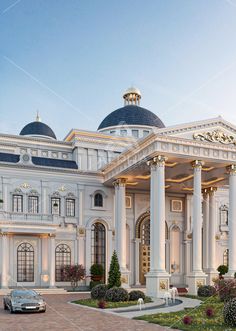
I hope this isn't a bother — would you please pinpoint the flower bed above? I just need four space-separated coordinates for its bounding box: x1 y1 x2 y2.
135 296 227 330
73 297 152 309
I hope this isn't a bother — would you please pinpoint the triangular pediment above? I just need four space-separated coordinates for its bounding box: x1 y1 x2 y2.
156 116 236 146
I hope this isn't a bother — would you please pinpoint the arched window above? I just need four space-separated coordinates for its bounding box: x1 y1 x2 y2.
55 244 71 281
94 193 103 207
223 249 229 266
91 223 106 278
17 243 34 282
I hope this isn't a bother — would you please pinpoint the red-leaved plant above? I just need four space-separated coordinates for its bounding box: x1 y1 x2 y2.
98 300 106 309
182 315 193 325
62 264 86 290
205 307 214 318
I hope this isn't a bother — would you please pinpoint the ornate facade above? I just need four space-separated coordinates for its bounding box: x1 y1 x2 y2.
0 88 234 296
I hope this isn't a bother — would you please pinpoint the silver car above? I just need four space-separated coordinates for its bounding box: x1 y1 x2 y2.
3 289 46 313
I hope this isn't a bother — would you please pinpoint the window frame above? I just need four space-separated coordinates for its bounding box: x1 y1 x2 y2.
28 195 39 214
12 194 23 213
55 244 71 282
66 198 75 217
17 242 34 282
51 197 61 215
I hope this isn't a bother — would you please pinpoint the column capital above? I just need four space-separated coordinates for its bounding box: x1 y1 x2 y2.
113 178 127 187
147 155 167 168
0 232 8 237
49 233 56 238
227 164 236 175
191 160 204 169
208 187 217 196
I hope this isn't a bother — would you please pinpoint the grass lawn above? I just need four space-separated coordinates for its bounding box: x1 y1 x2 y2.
135 295 236 330
72 297 152 309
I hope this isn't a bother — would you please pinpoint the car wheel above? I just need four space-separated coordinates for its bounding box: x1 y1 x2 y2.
42 307 46 313
9 305 14 314
3 302 7 310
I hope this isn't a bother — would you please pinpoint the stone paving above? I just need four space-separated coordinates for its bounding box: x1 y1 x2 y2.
0 294 174 331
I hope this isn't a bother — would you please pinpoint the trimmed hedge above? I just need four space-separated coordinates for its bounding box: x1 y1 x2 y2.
129 290 145 301
218 279 236 302
91 284 108 300
224 298 236 327
105 287 129 302
197 285 216 297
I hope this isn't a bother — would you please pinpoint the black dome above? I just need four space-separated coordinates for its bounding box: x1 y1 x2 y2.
98 105 165 130
20 121 56 140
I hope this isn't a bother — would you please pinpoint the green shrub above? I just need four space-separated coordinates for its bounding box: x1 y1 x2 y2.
105 287 129 302
129 290 145 301
89 280 102 289
223 298 236 326
218 279 236 302
197 285 216 297
90 264 104 276
108 251 121 288
217 264 228 276
91 284 108 300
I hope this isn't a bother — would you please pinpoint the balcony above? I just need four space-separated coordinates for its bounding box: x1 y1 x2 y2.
0 211 78 226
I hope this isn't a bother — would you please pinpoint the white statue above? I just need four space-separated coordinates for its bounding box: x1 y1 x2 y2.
163 291 171 306
169 287 178 303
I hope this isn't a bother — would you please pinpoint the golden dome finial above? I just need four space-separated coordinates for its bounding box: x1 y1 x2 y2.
123 87 141 106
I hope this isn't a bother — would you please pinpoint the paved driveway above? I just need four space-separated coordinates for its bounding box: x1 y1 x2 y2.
0 294 173 331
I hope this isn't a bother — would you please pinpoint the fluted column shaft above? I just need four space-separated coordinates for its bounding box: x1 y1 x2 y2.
227 165 236 276
49 234 56 287
202 190 209 271
1 233 9 288
208 187 217 271
192 160 204 272
148 156 167 272
114 178 127 271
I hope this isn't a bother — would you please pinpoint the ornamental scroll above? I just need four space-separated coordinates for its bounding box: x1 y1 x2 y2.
193 129 236 145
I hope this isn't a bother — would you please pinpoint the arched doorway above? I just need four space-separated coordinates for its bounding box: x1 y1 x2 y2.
91 222 106 281
136 212 168 285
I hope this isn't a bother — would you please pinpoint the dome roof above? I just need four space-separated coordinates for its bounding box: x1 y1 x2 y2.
97 105 165 130
20 121 57 140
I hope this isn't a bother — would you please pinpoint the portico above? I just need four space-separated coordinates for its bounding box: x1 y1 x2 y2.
103 117 236 296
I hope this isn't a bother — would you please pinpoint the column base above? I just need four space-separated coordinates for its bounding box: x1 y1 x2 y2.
205 270 219 285
145 270 170 298
186 271 207 295
121 269 130 288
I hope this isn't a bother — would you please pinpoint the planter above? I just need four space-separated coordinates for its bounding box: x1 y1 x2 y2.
91 275 103 282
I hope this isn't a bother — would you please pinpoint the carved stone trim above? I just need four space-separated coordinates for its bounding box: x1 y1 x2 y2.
193 130 236 145
226 164 236 175
146 155 168 168
191 160 204 169
113 178 127 187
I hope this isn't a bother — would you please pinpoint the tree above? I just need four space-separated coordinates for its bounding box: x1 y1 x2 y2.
108 250 121 288
63 264 86 290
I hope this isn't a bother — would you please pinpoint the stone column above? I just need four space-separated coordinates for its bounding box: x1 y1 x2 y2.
113 178 129 286
1 233 9 288
134 238 141 285
187 160 207 294
226 165 236 277
49 234 56 288
206 187 218 284
202 189 209 272
146 156 170 298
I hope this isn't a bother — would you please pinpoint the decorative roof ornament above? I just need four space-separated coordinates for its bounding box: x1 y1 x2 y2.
123 87 141 106
36 110 41 122
193 129 236 145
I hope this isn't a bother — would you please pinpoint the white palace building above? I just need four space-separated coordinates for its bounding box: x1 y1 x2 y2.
0 87 235 296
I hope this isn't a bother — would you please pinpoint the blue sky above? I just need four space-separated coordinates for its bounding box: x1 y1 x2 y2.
1 0 236 139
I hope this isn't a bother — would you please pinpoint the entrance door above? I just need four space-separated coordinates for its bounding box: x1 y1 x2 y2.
139 218 150 285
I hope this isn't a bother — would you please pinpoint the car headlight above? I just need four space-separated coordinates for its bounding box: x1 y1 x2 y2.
38 300 45 305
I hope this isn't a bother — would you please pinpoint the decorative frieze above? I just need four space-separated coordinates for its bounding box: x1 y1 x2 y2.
193 129 236 145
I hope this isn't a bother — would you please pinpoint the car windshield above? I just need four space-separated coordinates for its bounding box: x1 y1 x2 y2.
12 290 37 298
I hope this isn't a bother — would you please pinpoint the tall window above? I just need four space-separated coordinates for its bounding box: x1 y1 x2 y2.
91 223 106 277
13 194 23 212
223 249 229 266
66 198 75 217
28 196 39 214
94 193 103 207
55 244 71 281
51 197 61 215
17 243 34 282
